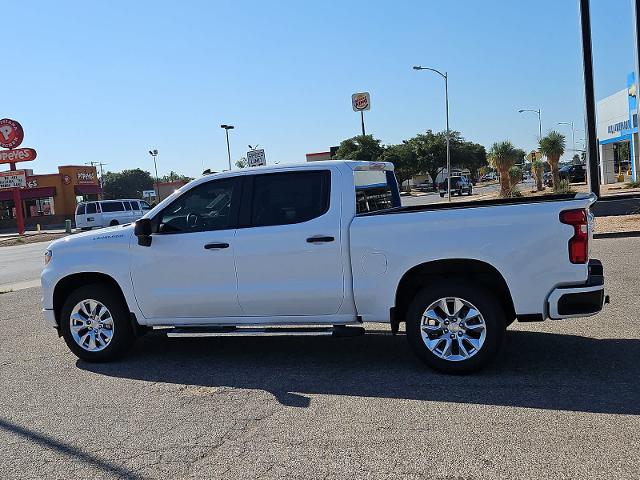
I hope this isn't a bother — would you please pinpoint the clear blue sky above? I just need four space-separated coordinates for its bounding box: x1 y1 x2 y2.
4 0 636 177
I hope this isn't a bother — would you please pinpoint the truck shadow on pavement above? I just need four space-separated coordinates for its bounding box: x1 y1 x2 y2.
79 329 639 415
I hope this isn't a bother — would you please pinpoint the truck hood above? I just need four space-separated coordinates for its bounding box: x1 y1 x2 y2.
47 224 134 252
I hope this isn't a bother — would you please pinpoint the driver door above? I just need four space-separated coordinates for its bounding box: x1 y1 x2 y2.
130 177 243 321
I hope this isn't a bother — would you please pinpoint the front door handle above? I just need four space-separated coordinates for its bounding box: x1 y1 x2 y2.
204 242 229 250
306 235 334 243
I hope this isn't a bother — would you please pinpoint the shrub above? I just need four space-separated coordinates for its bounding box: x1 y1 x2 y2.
625 180 640 189
554 179 574 194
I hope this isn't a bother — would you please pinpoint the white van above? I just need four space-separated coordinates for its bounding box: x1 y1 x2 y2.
75 199 152 230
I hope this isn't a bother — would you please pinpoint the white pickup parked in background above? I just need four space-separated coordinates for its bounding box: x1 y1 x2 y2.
43 161 606 373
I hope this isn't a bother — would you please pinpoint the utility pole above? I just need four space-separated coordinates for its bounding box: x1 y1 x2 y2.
85 161 107 187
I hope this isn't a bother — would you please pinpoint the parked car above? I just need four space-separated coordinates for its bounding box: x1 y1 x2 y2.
480 172 497 182
413 183 434 192
439 175 473 197
42 161 606 373
75 199 152 230
559 164 586 183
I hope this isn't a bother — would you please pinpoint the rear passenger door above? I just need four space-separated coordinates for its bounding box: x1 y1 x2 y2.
233 169 345 317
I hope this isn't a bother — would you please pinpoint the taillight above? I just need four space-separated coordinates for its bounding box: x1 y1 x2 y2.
560 209 588 264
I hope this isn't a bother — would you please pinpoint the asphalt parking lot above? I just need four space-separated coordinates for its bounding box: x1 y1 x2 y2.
1 237 639 479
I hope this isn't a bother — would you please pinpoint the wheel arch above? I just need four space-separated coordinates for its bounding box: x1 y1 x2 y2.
393 259 516 328
53 272 130 328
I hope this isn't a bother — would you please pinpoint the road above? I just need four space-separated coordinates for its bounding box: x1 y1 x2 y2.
0 242 46 290
1 237 638 479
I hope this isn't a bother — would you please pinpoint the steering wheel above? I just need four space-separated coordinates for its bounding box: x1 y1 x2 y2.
186 213 199 228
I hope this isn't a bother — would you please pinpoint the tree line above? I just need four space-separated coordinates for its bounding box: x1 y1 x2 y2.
101 169 193 200
333 131 488 190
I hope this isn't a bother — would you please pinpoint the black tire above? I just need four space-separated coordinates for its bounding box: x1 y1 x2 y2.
440 193 445 198
81 227 92 231
109 220 119 226
60 283 135 362
406 280 506 374
467 188 473 196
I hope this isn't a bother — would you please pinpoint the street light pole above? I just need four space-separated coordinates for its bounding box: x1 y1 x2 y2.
413 65 451 202
518 108 542 141
220 124 235 171
558 121 576 158
148 149 159 202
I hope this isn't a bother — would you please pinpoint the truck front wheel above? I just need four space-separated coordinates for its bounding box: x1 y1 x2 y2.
60 283 135 362
406 281 506 373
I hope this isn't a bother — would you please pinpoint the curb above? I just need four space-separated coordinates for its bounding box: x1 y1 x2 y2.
593 231 640 239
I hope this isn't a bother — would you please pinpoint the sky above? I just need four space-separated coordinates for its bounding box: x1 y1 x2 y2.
3 0 637 177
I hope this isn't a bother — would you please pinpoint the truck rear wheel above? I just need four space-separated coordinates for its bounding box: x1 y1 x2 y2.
60 284 135 362
406 281 506 373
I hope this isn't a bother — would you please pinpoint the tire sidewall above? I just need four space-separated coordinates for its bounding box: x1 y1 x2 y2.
406 281 506 374
60 284 134 362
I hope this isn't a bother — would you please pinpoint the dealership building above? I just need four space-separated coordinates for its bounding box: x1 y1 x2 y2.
0 165 102 230
597 72 640 184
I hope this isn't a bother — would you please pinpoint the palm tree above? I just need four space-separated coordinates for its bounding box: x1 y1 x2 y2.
489 141 518 197
531 159 544 191
539 131 566 190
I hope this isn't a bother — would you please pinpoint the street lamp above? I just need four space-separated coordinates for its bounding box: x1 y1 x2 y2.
220 124 235 170
413 65 451 202
518 108 543 141
148 149 159 202
558 121 577 156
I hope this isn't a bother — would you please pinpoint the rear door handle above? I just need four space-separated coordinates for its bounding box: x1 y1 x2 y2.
306 235 334 243
204 242 229 250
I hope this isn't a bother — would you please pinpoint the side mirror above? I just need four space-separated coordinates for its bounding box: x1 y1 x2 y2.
134 218 153 247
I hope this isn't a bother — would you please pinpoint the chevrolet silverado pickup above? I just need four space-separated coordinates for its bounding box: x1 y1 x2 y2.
41 161 606 373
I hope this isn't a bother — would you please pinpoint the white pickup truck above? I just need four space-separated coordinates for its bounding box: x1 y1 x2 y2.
41 161 606 373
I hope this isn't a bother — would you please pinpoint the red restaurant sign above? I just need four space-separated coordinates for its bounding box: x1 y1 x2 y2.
0 147 37 164
0 118 24 149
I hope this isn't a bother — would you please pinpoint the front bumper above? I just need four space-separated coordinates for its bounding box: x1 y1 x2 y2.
547 259 607 320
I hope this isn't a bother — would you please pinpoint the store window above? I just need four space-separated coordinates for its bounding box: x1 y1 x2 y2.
0 200 15 220
25 197 55 218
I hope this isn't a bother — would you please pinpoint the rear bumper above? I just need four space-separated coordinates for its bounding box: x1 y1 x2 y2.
547 259 606 319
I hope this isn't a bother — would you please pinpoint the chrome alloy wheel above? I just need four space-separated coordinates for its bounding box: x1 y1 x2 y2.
69 299 115 352
420 297 487 362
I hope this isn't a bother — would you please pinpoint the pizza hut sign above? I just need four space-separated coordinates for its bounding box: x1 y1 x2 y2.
77 171 96 184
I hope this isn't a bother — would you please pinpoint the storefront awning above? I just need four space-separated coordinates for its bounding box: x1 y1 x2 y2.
74 184 103 195
0 186 57 201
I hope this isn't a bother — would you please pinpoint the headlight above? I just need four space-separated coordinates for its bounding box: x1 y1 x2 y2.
44 250 52 266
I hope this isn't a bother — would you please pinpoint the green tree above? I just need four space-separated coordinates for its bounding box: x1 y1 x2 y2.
508 165 523 188
539 131 566 190
489 141 519 197
158 170 193 183
334 135 384 162
381 142 419 190
102 169 154 199
457 141 488 181
409 130 461 190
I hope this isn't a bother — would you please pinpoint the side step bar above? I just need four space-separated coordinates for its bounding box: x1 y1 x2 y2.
164 325 365 338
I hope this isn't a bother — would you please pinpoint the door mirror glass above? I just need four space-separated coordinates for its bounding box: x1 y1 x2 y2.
134 218 153 246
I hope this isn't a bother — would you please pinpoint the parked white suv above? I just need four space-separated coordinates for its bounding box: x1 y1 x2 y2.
75 199 151 230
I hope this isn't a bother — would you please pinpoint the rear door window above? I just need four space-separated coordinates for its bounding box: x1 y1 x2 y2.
123 201 133 211
76 204 85 215
86 203 97 214
249 171 330 227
